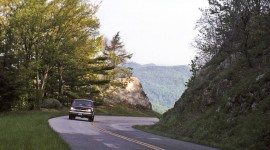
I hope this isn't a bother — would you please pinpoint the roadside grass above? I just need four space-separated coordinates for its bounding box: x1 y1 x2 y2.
95 104 161 118
0 104 159 150
135 103 270 150
0 110 70 150
135 119 228 150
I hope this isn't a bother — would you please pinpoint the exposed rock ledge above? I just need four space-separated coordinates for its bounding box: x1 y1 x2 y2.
104 77 152 110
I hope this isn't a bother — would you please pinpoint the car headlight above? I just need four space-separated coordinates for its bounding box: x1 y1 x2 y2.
70 107 75 111
86 108 93 112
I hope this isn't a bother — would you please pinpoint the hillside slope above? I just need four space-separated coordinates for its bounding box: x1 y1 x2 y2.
151 28 270 150
158 55 270 149
150 1 270 149
126 62 191 113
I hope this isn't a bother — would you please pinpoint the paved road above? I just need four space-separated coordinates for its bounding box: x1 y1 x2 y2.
49 116 218 150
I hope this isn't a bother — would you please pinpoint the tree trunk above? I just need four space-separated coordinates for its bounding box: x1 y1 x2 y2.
58 64 64 95
35 66 51 109
35 71 40 109
41 67 50 92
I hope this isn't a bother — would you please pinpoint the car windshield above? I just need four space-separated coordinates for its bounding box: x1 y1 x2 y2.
73 100 93 107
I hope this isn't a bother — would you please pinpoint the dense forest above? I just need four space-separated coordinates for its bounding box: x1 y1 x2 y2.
125 62 191 113
152 0 270 149
0 0 132 111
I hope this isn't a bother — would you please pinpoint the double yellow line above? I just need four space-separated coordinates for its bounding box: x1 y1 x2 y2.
91 123 165 150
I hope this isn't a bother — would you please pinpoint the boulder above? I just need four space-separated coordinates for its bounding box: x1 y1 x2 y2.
105 77 152 110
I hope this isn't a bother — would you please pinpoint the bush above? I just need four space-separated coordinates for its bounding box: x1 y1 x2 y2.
41 98 62 109
0 72 17 112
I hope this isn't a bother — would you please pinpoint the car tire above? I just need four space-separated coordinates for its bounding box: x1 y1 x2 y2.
69 115 75 120
88 116 94 122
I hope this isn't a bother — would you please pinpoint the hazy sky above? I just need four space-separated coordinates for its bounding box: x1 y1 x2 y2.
96 0 208 66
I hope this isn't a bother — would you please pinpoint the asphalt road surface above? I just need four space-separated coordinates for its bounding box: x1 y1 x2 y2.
49 116 218 150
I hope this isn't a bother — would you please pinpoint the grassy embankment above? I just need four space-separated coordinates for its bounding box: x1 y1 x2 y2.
0 105 160 150
0 111 69 150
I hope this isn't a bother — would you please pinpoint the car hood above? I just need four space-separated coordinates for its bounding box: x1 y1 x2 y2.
72 105 93 109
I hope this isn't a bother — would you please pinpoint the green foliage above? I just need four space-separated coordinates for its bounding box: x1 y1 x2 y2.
96 32 133 99
0 1 132 111
145 0 270 149
193 0 270 70
41 98 62 109
0 0 101 110
0 71 18 111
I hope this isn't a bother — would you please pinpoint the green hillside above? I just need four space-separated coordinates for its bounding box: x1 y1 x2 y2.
147 1 270 149
126 62 191 113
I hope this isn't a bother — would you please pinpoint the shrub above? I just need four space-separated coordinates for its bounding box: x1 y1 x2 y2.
41 98 62 109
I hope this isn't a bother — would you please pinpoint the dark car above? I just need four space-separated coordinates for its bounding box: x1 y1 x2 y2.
69 99 95 122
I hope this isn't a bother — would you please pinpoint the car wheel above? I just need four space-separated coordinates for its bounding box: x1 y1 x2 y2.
69 115 75 120
88 116 94 122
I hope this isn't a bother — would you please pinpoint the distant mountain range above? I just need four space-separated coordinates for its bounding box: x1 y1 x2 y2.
125 62 191 113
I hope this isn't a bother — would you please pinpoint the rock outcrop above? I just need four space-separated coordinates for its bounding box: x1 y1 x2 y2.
104 77 152 110
158 51 270 149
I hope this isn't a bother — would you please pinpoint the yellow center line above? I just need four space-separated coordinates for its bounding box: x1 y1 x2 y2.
91 123 165 150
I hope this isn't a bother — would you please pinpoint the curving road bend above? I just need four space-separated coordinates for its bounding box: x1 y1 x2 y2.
49 116 218 150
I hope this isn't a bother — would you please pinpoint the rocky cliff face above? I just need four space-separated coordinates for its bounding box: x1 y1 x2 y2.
153 1 270 149
157 52 270 149
104 77 152 110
